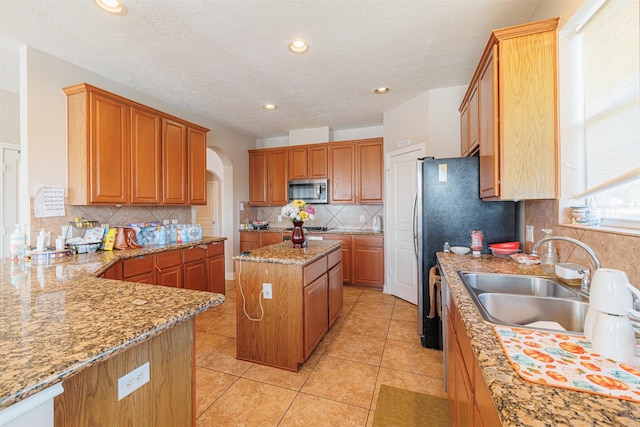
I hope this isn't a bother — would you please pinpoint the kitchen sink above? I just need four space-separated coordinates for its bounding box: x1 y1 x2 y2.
476 293 589 333
457 271 588 334
459 272 579 299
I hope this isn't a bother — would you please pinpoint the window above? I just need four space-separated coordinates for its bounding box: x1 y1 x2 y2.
565 0 640 228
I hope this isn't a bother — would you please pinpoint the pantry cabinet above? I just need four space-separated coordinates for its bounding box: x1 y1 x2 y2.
63 83 209 206
460 18 558 200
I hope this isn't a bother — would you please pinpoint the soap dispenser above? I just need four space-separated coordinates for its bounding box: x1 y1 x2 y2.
540 229 558 274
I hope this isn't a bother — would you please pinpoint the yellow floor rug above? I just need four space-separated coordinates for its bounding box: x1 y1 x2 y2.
372 385 452 427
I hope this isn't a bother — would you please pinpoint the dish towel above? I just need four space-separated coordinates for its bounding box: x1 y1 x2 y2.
427 266 442 319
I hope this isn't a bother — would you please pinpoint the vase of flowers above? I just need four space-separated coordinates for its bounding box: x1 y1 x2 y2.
281 199 315 248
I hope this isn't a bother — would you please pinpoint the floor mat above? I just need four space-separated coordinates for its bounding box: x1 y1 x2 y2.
372 385 451 427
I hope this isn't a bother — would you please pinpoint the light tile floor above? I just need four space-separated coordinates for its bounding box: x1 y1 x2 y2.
195 281 445 426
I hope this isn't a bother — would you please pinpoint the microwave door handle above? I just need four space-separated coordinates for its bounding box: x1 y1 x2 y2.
317 184 321 199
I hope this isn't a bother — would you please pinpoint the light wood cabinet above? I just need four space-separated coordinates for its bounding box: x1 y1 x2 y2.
303 271 329 359
327 249 343 327
446 296 501 427
156 250 182 288
239 231 261 252
182 245 208 292
329 142 356 203
259 231 285 247
188 128 207 205
122 255 155 284
461 18 559 200
460 83 479 157
207 242 225 294
352 235 384 288
101 261 123 280
130 106 162 204
63 83 209 206
322 234 352 284
289 145 329 180
248 148 288 206
356 139 384 203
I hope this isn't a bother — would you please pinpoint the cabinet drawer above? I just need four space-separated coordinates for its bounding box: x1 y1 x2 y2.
207 242 224 257
123 256 154 278
304 257 327 286
183 245 207 263
156 250 182 268
353 235 383 247
240 231 260 243
327 248 342 269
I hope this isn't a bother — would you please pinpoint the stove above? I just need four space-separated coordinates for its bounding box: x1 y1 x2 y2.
284 226 331 232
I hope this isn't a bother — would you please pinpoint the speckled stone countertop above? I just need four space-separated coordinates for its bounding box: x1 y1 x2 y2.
240 227 383 236
232 240 342 265
437 252 640 426
0 238 226 410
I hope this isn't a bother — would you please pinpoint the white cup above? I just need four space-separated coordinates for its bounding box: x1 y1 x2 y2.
590 268 640 316
591 312 637 360
583 306 602 340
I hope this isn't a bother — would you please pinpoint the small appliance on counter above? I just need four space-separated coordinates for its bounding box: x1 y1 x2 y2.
252 220 269 230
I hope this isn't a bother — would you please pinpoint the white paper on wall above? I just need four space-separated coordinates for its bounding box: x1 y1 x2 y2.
34 186 65 218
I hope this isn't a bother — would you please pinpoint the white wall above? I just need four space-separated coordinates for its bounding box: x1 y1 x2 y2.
383 91 429 154
0 89 20 143
257 125 383 149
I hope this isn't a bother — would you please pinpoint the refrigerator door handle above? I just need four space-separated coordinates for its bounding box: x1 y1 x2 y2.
412 190 418 258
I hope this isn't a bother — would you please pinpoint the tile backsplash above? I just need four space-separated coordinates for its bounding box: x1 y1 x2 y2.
524 199 640 287
238 202 383 230
30 198 191 243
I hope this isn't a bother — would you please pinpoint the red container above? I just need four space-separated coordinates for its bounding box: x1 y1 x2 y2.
489 241 520 250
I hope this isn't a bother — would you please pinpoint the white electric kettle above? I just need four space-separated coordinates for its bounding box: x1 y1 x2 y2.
372 215 382 232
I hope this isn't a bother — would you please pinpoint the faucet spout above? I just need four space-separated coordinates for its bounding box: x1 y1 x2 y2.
531 236 601 295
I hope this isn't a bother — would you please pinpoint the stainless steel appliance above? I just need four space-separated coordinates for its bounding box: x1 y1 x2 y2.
415 156 518 349
288 179 329 204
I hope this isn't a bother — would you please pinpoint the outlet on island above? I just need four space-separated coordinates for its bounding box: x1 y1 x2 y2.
262 283 272 299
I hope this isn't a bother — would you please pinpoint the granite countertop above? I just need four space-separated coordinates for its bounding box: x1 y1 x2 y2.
436 252 640 426
0 238 227 410
240 227 383 236
232 240 342 265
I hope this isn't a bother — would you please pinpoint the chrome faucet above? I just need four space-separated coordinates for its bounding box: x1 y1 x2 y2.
531 236 601 295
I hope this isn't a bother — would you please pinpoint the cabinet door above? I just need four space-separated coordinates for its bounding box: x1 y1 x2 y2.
188 127 207 205
460 101 470 157
323 234 352 283
455 342 474 427
328 261 343 327
468 84 479 156
479 46 499 199
162 118 188 204
357 139 383 203
240 231 260 252
268 149 289 205
89 91 130 204
329 143 355 203
289 147 308 180
248 151 268 206
352 236 384 287
183 260 207 291
207 255 225 294
445 309 458 427
260 232 284 247
101 261 123 280
156 265 182 288
122 256 154 280
303 274 329 359
308 145 328 178
130 106 161 204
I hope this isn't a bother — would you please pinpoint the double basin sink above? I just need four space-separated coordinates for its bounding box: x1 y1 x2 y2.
457 272 589 334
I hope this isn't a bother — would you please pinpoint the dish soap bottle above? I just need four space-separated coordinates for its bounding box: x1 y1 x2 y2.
9 225 25 261
540 229 558 274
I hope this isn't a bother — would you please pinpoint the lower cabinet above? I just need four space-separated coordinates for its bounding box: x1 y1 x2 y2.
101 242 225 294
446 298 501 427
352 235 384 287
303 274 329 359
327 249 344 327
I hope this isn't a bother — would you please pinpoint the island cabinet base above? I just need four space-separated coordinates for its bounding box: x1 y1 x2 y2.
53 319 195 427
235 247 342 372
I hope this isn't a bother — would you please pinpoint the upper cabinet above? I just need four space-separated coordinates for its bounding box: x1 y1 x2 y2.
248 148 288 206
460 18 559 200
63 83 209 206
248 138 383 206
289 145 328 180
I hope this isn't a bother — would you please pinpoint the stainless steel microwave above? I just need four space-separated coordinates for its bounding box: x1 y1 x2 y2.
288 179 329 204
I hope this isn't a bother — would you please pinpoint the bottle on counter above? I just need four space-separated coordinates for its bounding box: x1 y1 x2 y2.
9 225 25 261
444 241 451 253
540 229 558 274
470 230 483 257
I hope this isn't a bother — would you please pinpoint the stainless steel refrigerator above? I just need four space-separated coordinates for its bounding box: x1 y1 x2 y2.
415 156 517 349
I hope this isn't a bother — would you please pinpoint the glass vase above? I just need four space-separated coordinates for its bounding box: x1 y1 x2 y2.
291 221 305 248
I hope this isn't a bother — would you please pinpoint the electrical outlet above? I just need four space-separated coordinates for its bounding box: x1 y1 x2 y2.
360 215 365 223
118 362 150 401
277 215 282 222
263 283 272 299
526 225 534 242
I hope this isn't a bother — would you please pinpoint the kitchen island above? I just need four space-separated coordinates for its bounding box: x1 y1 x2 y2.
0 238 225 427
233 240 343 371
437 252 640 426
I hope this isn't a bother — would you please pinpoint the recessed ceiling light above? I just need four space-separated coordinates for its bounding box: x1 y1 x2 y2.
373 87 390 94
93 0 127 15
288 39 310 54
263 104 277 110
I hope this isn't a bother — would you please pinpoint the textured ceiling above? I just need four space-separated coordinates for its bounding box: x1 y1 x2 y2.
0 0 541 139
